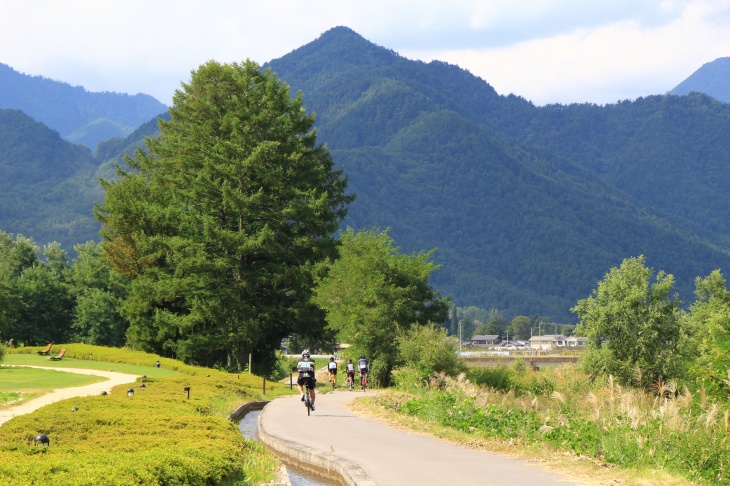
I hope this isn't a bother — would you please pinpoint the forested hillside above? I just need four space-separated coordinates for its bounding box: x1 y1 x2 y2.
0 109 102 249
2 27 730 322
265 27 730 320
0 62 167 149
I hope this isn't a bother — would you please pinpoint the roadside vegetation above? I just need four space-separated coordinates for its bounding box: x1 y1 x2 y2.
350 256 730 485
367 363 727 484
0 345 292 485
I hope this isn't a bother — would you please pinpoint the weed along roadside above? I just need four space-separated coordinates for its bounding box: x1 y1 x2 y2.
0 344 293 485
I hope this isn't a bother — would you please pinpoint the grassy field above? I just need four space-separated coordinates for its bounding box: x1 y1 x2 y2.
0 367 107 408
3 352 180 377
0 344 294 485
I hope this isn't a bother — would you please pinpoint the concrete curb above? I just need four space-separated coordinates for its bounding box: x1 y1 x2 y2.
257 401 377 486
228 400 269 421
228 401 292 486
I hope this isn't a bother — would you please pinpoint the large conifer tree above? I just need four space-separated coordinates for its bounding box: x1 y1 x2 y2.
96 60 352 370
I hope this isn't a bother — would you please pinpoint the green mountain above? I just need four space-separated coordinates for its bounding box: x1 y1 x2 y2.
0 109 102 249
0 62 167 150
264 27 730 320
668 57 730 104
3 27 730 322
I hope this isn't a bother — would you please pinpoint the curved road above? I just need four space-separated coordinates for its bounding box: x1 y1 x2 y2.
0 366 140 426
259 391 578 485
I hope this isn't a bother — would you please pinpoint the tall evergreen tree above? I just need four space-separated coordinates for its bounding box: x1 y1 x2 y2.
96 60 353 370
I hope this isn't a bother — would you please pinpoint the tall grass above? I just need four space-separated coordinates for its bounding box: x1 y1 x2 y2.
376 364 730 484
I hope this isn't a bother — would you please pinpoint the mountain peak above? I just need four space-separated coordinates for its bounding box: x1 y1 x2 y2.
668 57 730 103
271 25 400 73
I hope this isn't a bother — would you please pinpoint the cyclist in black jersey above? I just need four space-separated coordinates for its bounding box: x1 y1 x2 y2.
296 350 316 410
327 356 338 388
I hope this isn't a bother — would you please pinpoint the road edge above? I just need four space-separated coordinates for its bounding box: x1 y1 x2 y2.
257 399 377 486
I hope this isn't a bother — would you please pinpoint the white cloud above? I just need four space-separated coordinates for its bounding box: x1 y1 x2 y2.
0 0 727 105
405 0 730 105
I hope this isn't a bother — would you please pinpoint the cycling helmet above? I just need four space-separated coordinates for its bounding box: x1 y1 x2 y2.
302 350 310 358
360 355 366 359
330 356 335 361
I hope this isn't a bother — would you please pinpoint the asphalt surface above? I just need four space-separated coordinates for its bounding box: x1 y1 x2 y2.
259 390 578 486
0 365 140 426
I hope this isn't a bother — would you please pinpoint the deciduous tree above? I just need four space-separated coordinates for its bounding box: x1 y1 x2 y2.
686 270 730 398
312 227 449 385
572 256 686 388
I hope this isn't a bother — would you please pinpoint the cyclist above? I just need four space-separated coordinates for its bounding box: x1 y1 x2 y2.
327 356 338 388
357 355 369 388
345 359 356 388
296 350 316 411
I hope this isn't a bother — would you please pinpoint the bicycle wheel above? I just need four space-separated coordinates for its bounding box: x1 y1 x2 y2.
304 391 311 416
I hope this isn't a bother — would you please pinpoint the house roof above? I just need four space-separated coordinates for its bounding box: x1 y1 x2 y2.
471 335 499 341
529 334 568 342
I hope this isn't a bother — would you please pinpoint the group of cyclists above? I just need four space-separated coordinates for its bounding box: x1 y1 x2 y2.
296 350 369 412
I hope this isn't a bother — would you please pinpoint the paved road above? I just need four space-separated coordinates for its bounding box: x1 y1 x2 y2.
0 365 140 426
259 390 578 485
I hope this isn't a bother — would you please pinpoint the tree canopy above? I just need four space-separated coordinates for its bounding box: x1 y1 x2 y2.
312 227 449 384
95 60 353 371
572 256 686 388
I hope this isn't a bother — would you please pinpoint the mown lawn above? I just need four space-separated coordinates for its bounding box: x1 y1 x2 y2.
0 344 294 485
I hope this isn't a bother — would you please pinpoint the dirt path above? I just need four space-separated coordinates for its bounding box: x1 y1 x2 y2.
0 366 140 426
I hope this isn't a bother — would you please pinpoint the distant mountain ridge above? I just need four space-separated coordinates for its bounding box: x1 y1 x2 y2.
2 27 730 321
668 57 730 103
265 27 730 319
0 62 167 149
0 109 102 249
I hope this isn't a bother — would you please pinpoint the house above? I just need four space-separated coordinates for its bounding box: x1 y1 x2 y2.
565 336 588 348
529 334 568 350
497 340 528 349
471 335 500 347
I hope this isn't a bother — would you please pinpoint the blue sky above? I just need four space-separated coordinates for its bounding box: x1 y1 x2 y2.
1 0 728 106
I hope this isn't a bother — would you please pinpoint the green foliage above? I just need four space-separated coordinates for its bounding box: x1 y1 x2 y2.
379 364 730 484
686 270 730 399
95 60 352 372
467 363 556 397
573 256 687 388
508 316 531 340
312 227 449 385
394 324 465 388
0 232 75 346
68 241 129 347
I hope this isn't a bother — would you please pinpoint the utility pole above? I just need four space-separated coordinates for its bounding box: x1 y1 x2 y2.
459 318 462 352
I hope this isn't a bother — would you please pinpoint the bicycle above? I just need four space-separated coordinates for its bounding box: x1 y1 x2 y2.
303 387 313 416
346 373 355 390
330 372 337 391
360 371 368 392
